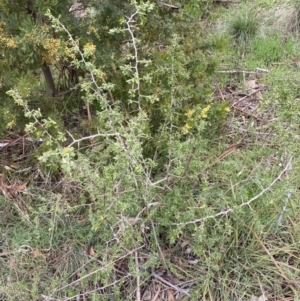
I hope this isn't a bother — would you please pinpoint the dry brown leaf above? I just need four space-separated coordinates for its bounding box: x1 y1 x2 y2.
32 248 46 260
244 80 263 100
4 165 15 171
167 289 175 301
15 182 28 191
244 80 256 91
0 172 28 198
1 172 6 185
88 245 95 256
180 240 189 248
9 258 17 269
0 172 10 198
249 294 268 301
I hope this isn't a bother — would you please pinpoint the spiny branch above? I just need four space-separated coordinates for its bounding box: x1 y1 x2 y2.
173 157 293 226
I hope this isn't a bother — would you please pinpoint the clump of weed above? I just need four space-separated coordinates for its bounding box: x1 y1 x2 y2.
266 1 300 36
229 13 260 43
287 0 300 34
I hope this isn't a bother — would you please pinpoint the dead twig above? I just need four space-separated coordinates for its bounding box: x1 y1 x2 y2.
152 272 191 296
203 141 244 173
150 285 161 301
135 250 141 301
231 87 265 107
0 133 28 150
159 2 180 10
218 68 269 74
233 105 269 124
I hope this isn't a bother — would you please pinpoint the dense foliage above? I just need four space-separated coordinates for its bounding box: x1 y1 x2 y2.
1 0 300 300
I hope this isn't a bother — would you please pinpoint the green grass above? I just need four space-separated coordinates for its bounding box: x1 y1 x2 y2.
229 13 260 43
250 35 294 63
200 1 300 299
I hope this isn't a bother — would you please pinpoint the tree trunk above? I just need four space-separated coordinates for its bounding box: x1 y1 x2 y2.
41 63 56 96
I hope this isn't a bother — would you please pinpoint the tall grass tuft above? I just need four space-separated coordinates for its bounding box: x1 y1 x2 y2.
230 13 260 42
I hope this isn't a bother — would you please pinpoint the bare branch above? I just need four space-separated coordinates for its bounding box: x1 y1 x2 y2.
218 67 269 74
135 251 141 301
152 272 191 296
67 131 120 147
240 157 292 208
173 157 293 226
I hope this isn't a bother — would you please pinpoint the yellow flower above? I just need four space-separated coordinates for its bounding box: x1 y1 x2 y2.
6 38 16 48
200 105 211 118
64 47 76 59
42 38 61 64
224 107 230 113
185 109 195 118
182 123 192 134
87 25 100 39
7 119 16 129
83 42 96 56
